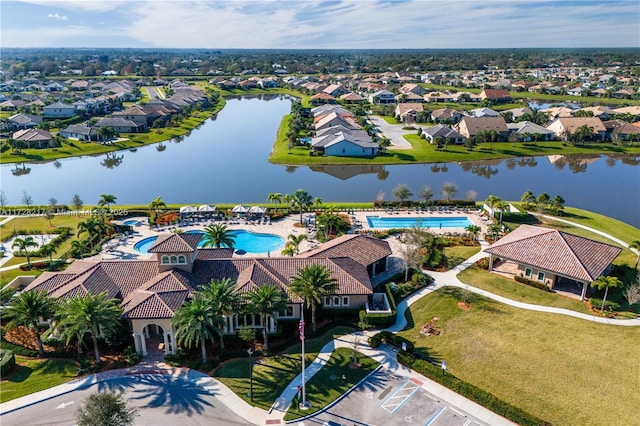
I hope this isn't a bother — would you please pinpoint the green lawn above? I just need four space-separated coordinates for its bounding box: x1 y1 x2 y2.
283 348 379 421
397 288 640 426
443 245 481 270
0 356 78 402
458 265 590 313
213 326 354 411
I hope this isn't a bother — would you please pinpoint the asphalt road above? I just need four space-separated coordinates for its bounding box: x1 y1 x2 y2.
1 373 253 426
368 116 413 149
295 368 486 426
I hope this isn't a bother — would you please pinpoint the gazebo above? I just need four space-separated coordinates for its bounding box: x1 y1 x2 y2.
198 204 216 219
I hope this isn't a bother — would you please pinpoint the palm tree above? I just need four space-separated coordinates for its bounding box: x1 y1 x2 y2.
12 235 39 267
286 233 308 255
281 245 296 257
281 194 293 214
77 218 100 250
98 194 117 210
289 264 338 332
485 194 501 218
2 290 54 356
198 278 240 349
57 292 122 365
267 192 282 211
172 295 220 363
201 223 236 248
290 189 314 224
244 284 287 352
629 240 640 269
316 210 342 239
148 196 166 221
495 200 509 223
71 239 90 259
465 224 481 241
39 243 57 263
590 276 624 311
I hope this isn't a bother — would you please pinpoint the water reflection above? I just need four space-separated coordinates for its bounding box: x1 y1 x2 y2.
308 164 388 180
11 163 31 176
547 154 599 174
156 143 167 152
53 160 62 169
100 152 124 169
459 159 501 179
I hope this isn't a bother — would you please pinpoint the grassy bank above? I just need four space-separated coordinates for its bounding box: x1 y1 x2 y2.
398 288 640 426
0 356 78 402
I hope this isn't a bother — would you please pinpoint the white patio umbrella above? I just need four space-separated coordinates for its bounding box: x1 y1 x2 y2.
249 206 267 215
198 204 216 212
232 205 250 213
179 205 197 213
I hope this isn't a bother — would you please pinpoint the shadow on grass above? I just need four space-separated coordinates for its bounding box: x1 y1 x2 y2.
440 287 506 314
7 365 33 383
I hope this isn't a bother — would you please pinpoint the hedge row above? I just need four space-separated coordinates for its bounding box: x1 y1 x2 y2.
0 349 16 377
368 331 414 352
396 350 551 426
514 275 553 292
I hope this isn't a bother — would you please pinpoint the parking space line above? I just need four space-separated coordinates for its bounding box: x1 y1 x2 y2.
380 380 421 414
424 406 446 426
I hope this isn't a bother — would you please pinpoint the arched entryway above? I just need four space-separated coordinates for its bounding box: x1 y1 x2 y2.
132 320 177 356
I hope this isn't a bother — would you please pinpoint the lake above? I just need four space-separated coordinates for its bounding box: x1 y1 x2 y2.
2 95 639 227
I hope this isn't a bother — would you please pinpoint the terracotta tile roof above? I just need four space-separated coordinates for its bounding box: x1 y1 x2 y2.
149 233 201 253
297 234 392 267
196 248 236 260
484 225 622 283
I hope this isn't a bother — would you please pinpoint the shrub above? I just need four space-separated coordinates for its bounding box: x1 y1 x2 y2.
368 331 414 352
515 275 552 292
0 349 16 377
396 349 415 367
589 298 620 312
0 340 38 357
164 351 184 367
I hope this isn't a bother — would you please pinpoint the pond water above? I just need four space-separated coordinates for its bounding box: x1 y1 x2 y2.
2 95 639 228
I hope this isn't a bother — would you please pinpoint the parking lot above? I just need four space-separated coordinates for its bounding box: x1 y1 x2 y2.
294 368 487 426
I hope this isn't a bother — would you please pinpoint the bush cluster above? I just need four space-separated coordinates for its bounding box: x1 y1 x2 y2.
589 298 620 312
0 349 16 377
514 275 552 292
368 331 414 352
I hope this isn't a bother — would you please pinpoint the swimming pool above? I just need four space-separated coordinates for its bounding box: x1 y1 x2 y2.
366 216 472 229
124 219 141 226
134 230 285 254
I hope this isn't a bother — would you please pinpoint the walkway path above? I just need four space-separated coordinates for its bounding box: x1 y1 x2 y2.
368 116 412 149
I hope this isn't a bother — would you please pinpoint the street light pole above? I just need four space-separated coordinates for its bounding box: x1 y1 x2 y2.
247 347 254 402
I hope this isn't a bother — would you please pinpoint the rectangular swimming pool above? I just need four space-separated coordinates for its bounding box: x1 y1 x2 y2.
366 216 472 229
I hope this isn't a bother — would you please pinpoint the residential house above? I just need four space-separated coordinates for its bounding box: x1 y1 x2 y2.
310 92 337 105
7 113 43 130
323 84 349 98
396 92 423 103
60 124 99 142
484 225 621 300
368 90 396 104
314 111 361 131
423 91 454 103
602 120 640 142
454 116 509 140
11 128 53 148
479 88 511 103
421 124 466 145
430 108 463 123
546 117 607 141
43 101 76 118
394 103 424 123
399 83 423 96
112 106 151 130
507 121 555 141
573 106 615 120
311 129 378 157
23 233 390 356
468 107 499 118
503 107 533 121
95 117 145 133
311 105 352 118
339 93 366 104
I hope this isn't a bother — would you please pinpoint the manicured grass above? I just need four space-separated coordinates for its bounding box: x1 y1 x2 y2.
397 288 640 426
213 326 354 411
381 115 400 124
0 356 78 402
283 348 379 421
541 206 640 244
443 245 480 270
0 268 41 287
457 265 590 313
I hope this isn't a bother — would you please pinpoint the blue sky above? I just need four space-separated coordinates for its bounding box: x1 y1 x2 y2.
1 1 639 48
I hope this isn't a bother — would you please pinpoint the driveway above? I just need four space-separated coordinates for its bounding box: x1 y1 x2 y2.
0 373 253 426
368 116 413 149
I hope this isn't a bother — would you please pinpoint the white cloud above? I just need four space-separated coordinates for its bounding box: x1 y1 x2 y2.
47 12 68 20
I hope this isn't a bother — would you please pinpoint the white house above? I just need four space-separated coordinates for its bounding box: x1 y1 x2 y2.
368 90 396 104
43 101 76 118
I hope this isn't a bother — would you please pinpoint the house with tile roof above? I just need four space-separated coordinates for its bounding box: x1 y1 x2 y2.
479 88 512 103
484 225 621 300
546 117 607 141
454 116 509 141
24 233 391 356
421 124 466 145
11 128 53 148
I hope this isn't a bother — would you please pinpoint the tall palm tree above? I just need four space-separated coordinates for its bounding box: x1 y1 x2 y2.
77 218 100 250
316 210 341 239
172 295 221 363
12 235 39 267
495 200 509 223
465 224 481 242
289 264 338 332
629 240 640 269
2 290 54 356
244 284 287 352
198 278 240 349
286 233 308 255
201 223 236 248
590 276 624 311
485 194 501 218
281 245 296 257
281 194 293 214
98 194 117 210
290 189 313 224
57 292 122 365
267 192 282 211
148 196 166 221
39 243 57 263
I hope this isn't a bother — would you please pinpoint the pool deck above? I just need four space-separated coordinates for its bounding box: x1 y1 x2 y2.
92 209 486 262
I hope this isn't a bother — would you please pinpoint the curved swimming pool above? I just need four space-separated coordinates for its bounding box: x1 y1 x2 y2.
134 230 285 254
366 216 472 229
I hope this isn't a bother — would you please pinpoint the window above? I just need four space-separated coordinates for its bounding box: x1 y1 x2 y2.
342 297 349 307
170 255 177 264
279 306 294 317
537 272 545 282
333 296 340 306
177 255 186 264
161 255 169 264
525 268 532 278
324 297 331 306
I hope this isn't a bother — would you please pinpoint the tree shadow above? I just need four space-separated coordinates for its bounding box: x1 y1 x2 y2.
127 374 216 415
7 365 33 383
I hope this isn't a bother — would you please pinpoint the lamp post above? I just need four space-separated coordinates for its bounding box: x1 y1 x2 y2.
247 347 254 402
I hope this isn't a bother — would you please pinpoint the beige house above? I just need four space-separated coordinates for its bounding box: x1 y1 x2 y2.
24 233 391 356
484 225 621 300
